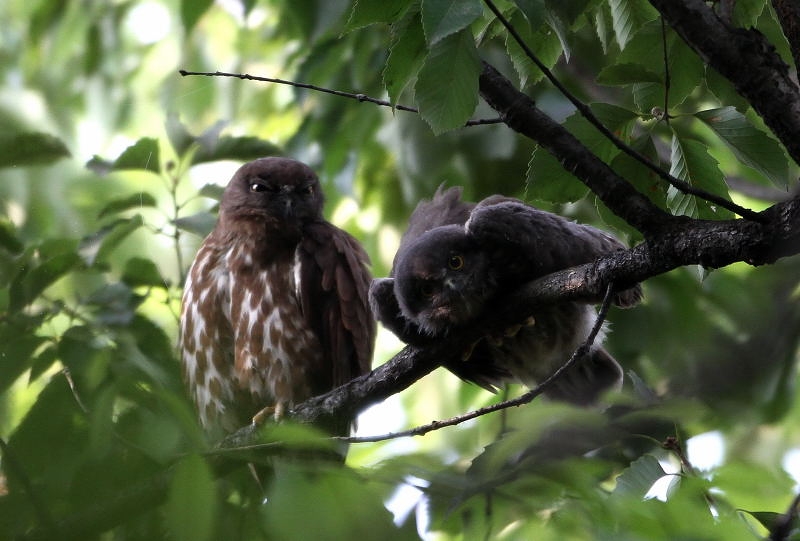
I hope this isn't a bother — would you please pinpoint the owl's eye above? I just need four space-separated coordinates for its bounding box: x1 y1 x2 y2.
301 184 314 196
250 183 267 192
419 282 436 298
448 254 464 270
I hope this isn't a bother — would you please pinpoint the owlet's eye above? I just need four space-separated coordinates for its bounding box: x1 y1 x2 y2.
419 283 436 298
250 183 267 193
448 254 464 270
302 184 314 196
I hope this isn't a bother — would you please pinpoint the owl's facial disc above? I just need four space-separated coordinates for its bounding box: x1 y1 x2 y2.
222 157 324 224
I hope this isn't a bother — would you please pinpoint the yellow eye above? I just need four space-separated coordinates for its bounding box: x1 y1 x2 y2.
250 183 267 192
448 254 464 270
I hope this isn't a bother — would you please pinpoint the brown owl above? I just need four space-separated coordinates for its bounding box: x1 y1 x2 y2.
180 157 375 438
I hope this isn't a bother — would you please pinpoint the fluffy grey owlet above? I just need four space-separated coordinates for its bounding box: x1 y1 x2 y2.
369 187 641 405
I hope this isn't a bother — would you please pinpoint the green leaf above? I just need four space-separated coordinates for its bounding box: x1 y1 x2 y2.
543 10 571 62
384 9 427 104
121 257 168 288
0 219 24 254
668 134 733 219
180 0 214 32
166 454 217 541
88 137 161 175
597 63 662 86
0 131 70 167
79 215 145 266
174 212 217 237
614 454 667 497
344 0 413 32
198 183 225 201
513 0 545 26
9 252 82 312
505 12 563 87
526 146 589 203
0 322 46 392
608 0 659 50
421 0 483 46
415 29 480 134
192 135 283 165
97 193 158 219
695 107 789 189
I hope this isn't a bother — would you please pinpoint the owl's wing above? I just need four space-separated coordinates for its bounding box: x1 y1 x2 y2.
299 222 376 395
394 185 474 271
466 200 641 306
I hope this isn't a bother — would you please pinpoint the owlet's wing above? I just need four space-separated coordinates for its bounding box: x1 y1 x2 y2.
466 199 641 306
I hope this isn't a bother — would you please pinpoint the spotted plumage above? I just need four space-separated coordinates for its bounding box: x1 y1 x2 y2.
180 157 375 438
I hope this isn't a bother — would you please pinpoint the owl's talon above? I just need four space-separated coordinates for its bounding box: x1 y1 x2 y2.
252 402 285 426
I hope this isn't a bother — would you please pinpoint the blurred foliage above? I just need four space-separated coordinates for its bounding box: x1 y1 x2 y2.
0 0 799 539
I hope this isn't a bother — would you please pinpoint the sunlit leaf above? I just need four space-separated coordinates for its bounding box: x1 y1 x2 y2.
668 133 733 219
614 454 667 497
191 135 283 165
88 137 161 175
0 131 70 167
174 212 217 237
0 322 46 392
166 454 217 541
695 107 789 189
79 215 145 266
97 193 157 218
180 0 214 32
122 257 168 288
415 29 480 134
9 252 82 312
421 0 482 46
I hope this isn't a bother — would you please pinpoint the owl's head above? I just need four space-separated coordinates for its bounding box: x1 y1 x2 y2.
393 225 493 336
220 157 324 227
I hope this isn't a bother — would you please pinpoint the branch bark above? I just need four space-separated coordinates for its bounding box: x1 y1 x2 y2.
649 0 800 165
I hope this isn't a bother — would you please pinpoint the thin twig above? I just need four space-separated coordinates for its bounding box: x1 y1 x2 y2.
338 283 618 444
178 70 503 127
482 0 764 222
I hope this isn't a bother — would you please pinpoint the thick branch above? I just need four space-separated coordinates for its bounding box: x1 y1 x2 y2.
772 0 800 73
288 196 800 429
649 0 800 165
478 61 672 236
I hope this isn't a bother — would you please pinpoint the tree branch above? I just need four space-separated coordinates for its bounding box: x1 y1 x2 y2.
649 0 800 165
482 0 760 222
772 0 800 74
178 70 503 127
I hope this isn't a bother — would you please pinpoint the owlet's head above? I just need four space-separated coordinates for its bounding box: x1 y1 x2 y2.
393 225 493 336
